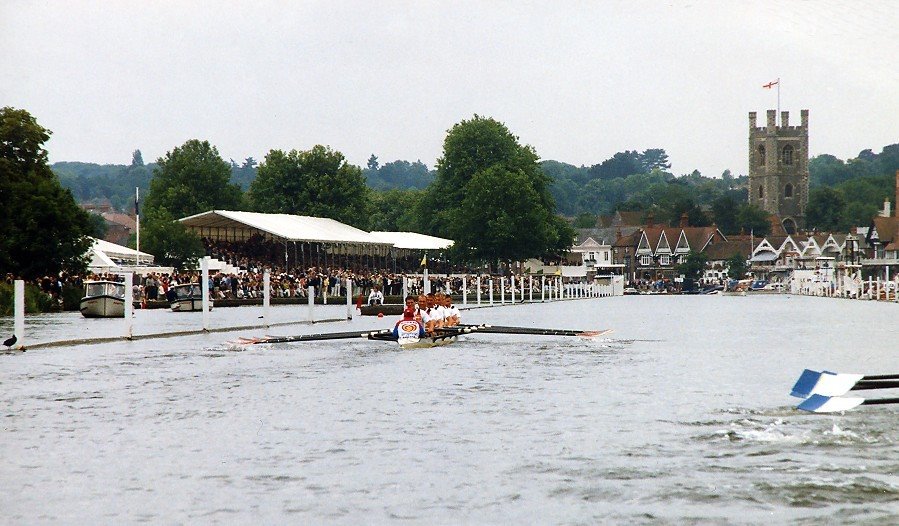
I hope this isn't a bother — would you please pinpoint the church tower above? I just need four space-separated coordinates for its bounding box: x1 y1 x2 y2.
748 109 809 234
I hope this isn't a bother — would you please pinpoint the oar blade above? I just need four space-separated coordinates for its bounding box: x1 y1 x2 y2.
796 394 866 413
790 370 865 398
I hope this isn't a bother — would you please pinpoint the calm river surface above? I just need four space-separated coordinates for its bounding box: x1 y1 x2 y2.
2 295 897 524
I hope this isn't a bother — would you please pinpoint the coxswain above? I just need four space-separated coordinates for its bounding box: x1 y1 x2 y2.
392 306 425 339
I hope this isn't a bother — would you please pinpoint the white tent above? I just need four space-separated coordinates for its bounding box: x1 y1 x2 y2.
88 238 155 267
179 210 393 246
369 231 454 250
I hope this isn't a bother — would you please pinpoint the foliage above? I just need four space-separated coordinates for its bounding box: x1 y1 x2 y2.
0 281 60 315
131 149 144 167
54 161 154 211
229 157 258 190
0 107 93 280
364 159 434 190
735 204 771 237
366 189 426 231
572 213 596 228
806 186 847 232
145 139 244 220
724 252 748 280
140 207 205 270
675 251 707 289
249 145 369 227
423 115 574 265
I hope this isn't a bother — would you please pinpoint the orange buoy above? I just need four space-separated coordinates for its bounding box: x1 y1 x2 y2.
377 312 384 318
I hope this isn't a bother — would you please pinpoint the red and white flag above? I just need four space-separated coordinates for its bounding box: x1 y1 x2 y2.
762 80 779 89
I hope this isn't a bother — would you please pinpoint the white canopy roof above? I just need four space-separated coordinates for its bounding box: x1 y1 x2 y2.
179 210 392 246
369 231 454 250
90 237 155 264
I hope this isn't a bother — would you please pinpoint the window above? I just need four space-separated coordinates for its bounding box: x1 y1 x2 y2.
758 145 766 165
640 255 652 266
659 255 670 266
758 186 764 199
784 183 793 198
603 252 609 261
782 145 793 165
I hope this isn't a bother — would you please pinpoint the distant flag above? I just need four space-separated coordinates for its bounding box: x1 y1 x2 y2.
421 254 427 267
134 192 139 216
762 80 779 89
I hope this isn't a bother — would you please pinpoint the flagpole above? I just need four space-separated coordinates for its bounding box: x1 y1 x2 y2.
776 78 781 122
135 187 140 266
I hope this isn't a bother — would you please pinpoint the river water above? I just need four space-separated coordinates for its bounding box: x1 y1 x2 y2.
1 295 897 524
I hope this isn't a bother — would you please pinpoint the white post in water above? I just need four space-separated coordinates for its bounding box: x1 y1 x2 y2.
263 270 271 325
462 277 468 306
201 256 210 331
540 276 545 302
500 277 506 304
558 277 563 300
529 276 533 302
476 276 482 305
123 272 133 339
511 276 516 303
14 279 24 348
308 285 315 322
489 279 494 305
423 269 430 294
346 278 353 319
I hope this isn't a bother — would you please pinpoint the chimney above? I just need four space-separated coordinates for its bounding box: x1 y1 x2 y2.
616 227 622 240
680 212 689 228
646 212 654 228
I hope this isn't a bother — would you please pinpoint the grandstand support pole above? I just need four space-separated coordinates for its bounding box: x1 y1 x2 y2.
263 270 271 326
346 278 353 319
423 268 430 295
123 272 133 339
402 276 408 300
14 280 24 349
201 257 210 331
308 285 315 323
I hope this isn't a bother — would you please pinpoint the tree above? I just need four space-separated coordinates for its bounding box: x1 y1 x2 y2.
0 107 93 279
140 207 205 270
735 204 771 237
572 212 596 228
422 115 574 266
675 251 707 290
249 145 369 227
724 252 748 280
711 194 740 235
639 148 671 172
366 189 426 231
131 149 144 167
806 186 847 231
144 139 244 220
367 154 379 171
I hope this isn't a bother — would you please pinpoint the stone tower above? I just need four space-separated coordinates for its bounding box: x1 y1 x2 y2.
748 109 809 234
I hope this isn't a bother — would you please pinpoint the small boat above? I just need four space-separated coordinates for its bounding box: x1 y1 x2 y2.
169 283 212 312
80 280 126 318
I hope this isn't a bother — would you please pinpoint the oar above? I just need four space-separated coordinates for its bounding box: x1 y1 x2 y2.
791 369 899 398
236 329 394 345
456 324 610 337
797 394 899 413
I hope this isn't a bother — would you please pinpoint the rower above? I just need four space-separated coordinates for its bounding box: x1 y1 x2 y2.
444 295 460 327
416 294 436 335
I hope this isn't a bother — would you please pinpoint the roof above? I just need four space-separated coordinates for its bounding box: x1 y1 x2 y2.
92 237 154 261
369 231 454 250
179 210 392 246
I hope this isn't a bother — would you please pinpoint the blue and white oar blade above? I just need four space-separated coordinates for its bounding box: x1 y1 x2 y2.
790 369 823 398
797 394 866 413
810 373 865 397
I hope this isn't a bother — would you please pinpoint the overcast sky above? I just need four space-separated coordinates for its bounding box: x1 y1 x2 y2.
3 1 897 177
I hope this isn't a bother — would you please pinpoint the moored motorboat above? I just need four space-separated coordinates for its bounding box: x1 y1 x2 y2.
169 283 212 312
80 280 126 318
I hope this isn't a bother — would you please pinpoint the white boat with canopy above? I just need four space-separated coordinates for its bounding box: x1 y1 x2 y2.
80 280 126 318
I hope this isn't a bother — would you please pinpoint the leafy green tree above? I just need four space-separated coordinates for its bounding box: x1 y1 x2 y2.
366 154 379 171
675 251 707 290
735 204 771 237
587 150 645 180
806 186 847 231
711 194 740 235
572 212 596 228
366 189 425 231
131 149 144 167
640 148 671 172
423 116 573 265
249 145 369 227
724 252 748 280
230 157 258 190
145 139 244 220
0 107 93 279
141 207 205 270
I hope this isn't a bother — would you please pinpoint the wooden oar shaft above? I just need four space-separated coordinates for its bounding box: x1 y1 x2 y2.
861 397 899 406
862 374 899 381
253 329 391 344
475 326 587 336
852 380 899 391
